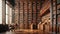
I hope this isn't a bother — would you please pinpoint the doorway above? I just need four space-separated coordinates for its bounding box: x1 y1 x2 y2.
43 25 45 31
33 24 37 29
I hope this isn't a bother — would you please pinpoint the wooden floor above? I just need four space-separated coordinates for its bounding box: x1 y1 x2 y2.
0 30 60 34
0 31 15 34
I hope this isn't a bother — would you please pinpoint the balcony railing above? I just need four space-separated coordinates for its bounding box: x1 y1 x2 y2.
40 1 50 17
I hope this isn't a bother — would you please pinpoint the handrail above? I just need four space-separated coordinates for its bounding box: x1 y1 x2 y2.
40 1 50 17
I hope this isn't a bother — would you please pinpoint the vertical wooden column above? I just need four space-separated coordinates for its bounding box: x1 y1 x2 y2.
19 1 24 29
36 1 40 24
14 0 19 27
37 1 41 29
28 1 32 29
18 1 20 29
2 0 6 24
55 0 57 33
24 1 28 29
50 0 53 32
50 0 57 33
32 1 37 29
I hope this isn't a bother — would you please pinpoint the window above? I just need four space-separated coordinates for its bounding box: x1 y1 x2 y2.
9 7 12 24
57 0 60 4
6 1 13 24
6 4 9 24
57 10 60 15
0 0 2 24
57 15 60 23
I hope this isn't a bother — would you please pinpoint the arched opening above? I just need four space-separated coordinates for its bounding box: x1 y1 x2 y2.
33 24 38 29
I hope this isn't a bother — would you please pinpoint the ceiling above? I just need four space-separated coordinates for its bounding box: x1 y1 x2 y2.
6 0 15 6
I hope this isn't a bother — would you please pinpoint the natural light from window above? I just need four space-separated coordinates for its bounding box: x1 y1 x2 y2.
6 4 9 24
0 0 2 24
